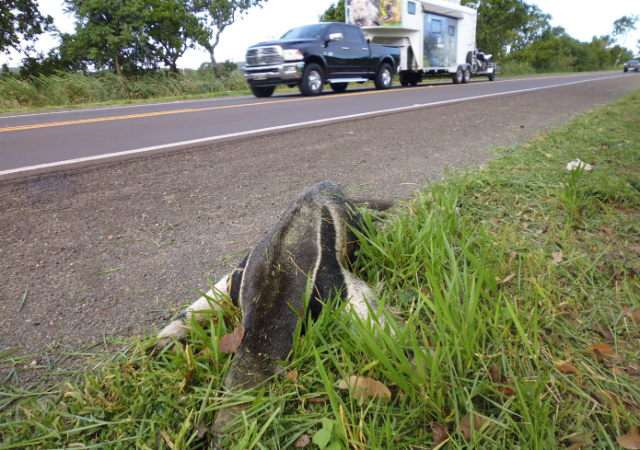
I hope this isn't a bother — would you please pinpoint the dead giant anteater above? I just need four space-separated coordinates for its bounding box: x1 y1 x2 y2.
148 181 392 433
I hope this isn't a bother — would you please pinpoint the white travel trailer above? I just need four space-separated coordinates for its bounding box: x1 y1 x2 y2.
345 0 499 85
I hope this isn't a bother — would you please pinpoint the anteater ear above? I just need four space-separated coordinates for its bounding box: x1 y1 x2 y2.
352 199 395 212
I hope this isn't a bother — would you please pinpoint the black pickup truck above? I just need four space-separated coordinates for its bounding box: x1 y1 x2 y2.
243 22 401 97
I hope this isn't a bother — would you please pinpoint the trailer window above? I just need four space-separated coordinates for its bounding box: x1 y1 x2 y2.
431 20 442 34
408 1 416 14
448 25 455 36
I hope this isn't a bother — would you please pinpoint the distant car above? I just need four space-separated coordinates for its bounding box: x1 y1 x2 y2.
624 60 639 72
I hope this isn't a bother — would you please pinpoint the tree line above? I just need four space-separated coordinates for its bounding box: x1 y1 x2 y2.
320 0 639 72
2 0 638 79
1 0 268 77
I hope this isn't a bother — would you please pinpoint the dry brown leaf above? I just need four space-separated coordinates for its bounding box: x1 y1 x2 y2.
431 423 448 448
218 326 245 354
590 321 614 342
600 225 613 234
586 343 618 359
613 367 623 375
459 413 489 441
499 274 516 285
490 217 500 224
522 222 529 229
338 375 391 402
508 251 518 260
552 251 563 264
489 365 501 383
197 423 207 439
294 434 311 448
591 390 621 409
566 443 583 450
622 307 640 324
617 427 640 449
304 397 329 404
286 369 299 383
500 385 517 396
627 365 640 376
631 245 640 254
556 362 581 375
544 153 553 158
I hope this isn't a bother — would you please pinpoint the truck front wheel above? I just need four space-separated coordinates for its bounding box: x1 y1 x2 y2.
300 63 324 96
375 63 393 90
452 67 464 84
250 86 276 98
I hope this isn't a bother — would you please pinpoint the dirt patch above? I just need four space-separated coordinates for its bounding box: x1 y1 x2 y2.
1 75 639 385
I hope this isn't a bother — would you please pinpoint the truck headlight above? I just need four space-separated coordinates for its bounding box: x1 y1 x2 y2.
283 49 304 61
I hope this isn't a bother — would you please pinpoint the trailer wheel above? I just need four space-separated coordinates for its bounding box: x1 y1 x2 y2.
330 82 348 93
488 72 496 81
452 67 464 84
300 63 324 96
462 68 471 84
250 86 276 98
410 75 420 86
375 63 393 90
399 74 410 86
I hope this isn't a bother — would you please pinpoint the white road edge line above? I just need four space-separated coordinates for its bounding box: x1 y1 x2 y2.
0 73 624 178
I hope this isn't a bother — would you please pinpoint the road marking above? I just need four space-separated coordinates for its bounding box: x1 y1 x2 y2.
0 73 625 178
0 72 617 133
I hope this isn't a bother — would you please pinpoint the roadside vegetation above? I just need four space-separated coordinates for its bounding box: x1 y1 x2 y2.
1 84 639 449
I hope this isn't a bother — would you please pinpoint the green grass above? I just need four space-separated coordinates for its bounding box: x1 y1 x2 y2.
2 89 640 449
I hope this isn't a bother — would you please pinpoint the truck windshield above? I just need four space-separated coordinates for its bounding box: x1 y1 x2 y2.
280 24 327 40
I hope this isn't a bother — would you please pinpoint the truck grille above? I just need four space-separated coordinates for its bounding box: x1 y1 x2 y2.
246 46 283 67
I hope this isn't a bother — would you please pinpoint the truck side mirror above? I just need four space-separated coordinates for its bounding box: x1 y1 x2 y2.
328 33 343 42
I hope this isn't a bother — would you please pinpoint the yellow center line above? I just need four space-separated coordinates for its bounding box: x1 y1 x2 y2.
0 73 606 134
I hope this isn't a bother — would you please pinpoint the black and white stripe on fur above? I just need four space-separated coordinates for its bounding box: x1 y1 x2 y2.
149 181 387 432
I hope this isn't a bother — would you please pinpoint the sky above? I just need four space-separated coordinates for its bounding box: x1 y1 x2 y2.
2 0 639 69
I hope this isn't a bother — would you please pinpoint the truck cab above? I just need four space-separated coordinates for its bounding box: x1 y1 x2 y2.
243 23 401 97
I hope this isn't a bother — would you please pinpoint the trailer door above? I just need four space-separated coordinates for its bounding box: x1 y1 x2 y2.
423 12 458 69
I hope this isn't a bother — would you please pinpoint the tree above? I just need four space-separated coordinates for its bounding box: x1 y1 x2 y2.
611 14 638 68
1 0 54 54
319 0 345 23
461 0 545 60
195 0 268 73
142 0 209 72
64 0 149 76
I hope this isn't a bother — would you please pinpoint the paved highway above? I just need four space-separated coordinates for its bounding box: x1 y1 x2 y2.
0 71 632 177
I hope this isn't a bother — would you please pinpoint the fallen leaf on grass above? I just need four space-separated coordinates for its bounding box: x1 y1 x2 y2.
287 369 299 383
591 390 622 410
566 443 583 450
197 423 207 439
338 375 391 402
556 362 582 375
294 434 311 448
600 225 613 234
544 153 553 158
306 397 329 404
622 307 640 324
627 365 639 376
431 423 448 448
459 413 491 441
490 217 500 224
498 274 516 285
500 385 517 396
552 251 563 264
631 245 640 254
590 321 614 342
586 343 618 359
508 251 518 260
522 222 529 229
489 365 501 383
618 427 640 449
218 326 245 354
613 367 623 375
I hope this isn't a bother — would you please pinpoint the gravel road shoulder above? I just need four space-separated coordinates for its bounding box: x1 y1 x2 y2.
1 75 639 385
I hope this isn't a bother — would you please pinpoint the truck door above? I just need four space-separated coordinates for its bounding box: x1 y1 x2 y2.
323 24 350 78
343 25 370 76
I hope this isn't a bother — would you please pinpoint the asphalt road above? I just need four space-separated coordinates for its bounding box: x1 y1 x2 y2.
0 71 631 176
